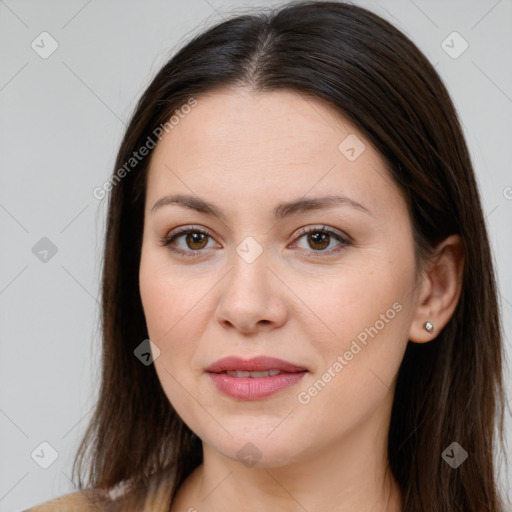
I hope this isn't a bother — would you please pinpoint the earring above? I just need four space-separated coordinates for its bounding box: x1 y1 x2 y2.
423 321 434 333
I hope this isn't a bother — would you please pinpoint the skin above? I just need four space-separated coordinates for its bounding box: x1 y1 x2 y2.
139 88 464 512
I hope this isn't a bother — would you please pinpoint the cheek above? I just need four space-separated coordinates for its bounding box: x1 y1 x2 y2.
139 247 215 383
139 296 212 441
139 272 176 341
300 255 413 340
139 247 198 341
298 252 415 393
139 261 201 413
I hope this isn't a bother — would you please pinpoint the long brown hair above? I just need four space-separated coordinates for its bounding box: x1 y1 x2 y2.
71 1 508 510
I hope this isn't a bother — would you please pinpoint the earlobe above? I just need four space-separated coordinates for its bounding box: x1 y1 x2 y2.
408 234 465 344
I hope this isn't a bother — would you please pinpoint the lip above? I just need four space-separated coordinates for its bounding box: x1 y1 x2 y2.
205 356 307 373
205 356 308 400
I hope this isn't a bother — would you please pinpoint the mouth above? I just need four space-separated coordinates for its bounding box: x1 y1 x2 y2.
205 356 308 400
205 355 308 374
223 369 286 378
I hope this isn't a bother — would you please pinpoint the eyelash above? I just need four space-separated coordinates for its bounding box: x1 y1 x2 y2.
159 225 351 259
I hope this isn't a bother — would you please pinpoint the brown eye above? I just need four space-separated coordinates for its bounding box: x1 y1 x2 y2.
160 227 220 258
292 226 350 256
306 231 330 251
184 232 208 250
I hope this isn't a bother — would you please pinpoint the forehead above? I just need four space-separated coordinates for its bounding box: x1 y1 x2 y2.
145 88 403 221
151 88 358 163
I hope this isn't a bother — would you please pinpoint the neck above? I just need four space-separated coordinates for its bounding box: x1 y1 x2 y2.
172 409 402 512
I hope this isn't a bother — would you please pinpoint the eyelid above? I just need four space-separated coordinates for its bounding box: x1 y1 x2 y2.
293 224 351 242
164 224 213 240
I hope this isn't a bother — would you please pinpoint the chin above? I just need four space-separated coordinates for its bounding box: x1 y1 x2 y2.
198 419 312 469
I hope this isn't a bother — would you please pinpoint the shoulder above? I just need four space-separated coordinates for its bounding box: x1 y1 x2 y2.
22 468 176 512
22 480 134 512
22 490 108 511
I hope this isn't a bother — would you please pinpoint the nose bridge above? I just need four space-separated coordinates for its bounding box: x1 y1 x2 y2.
215 235 287 331
228 235 272 298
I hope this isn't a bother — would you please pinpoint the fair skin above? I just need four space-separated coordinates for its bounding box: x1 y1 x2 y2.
139 88 464 512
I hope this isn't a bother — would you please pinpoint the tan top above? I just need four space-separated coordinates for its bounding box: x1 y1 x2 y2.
22 479 135 512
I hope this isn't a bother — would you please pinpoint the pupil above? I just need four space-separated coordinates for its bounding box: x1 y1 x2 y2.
187 233 206 249
309 232 329 250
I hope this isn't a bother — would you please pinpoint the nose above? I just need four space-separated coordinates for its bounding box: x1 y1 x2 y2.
214 249 288 335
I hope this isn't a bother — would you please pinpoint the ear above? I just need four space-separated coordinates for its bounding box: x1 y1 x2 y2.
408 234 465 343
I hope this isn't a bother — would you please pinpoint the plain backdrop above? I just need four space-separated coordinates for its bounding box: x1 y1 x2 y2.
0 0 511 511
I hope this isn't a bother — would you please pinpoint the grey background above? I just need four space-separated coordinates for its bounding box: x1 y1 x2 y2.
0 0 511 510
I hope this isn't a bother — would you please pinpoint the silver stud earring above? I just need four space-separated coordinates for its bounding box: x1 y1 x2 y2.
423 321 434 333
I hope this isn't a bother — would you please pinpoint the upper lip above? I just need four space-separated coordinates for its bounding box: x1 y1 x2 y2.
205 356 307 373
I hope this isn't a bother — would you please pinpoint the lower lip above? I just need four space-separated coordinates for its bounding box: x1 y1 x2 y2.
208 371 307 400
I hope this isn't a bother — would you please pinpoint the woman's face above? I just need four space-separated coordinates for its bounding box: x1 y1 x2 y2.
139 88 419 468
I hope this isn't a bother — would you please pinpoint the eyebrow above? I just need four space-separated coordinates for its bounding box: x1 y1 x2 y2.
150 193 372 219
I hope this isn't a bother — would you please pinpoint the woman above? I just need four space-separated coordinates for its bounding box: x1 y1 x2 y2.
24 1 507 511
